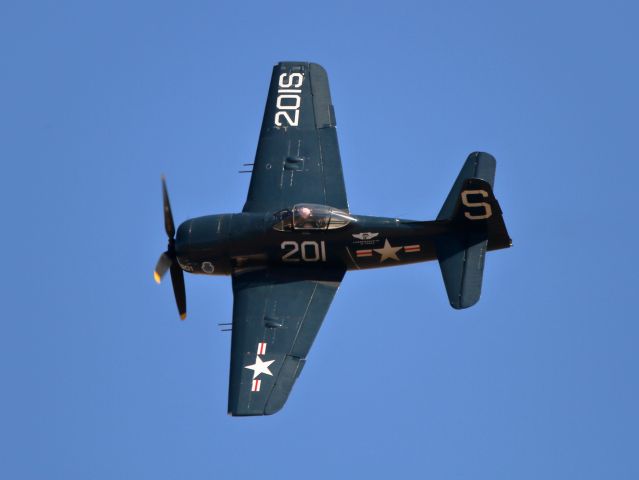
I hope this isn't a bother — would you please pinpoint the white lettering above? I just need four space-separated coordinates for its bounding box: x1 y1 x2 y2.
274 72 304 126
281 241 327 262
461 190 492 220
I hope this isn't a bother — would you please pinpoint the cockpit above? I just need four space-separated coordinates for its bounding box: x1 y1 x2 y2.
272 204 357 231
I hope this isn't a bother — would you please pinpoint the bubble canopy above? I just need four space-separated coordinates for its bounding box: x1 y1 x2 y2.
272 204 357 231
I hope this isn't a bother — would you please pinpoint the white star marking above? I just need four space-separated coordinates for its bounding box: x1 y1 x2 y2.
244 355 275 379
374 239 402 262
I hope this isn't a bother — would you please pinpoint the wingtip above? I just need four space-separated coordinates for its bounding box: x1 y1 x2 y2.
153 271 161 284
180 313 187 320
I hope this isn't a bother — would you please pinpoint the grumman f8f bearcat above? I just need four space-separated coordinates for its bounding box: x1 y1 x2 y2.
154 62 512 416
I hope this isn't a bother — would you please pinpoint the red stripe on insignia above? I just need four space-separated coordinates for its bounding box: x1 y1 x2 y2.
404 245 421 252
252 379 261 392
257 342 266 355
356 249 373 257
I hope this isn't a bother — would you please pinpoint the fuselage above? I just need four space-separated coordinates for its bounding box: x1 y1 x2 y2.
174 210 452 276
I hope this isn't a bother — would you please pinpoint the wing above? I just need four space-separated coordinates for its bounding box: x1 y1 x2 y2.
228 267 345 416
242 62 348 213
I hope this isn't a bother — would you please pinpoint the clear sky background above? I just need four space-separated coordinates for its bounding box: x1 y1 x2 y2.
2 1 638 478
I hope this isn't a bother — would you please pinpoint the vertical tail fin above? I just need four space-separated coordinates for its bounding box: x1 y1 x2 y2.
436 152 511 309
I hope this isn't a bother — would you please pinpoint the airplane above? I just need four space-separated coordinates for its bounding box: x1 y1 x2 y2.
154 62 512 416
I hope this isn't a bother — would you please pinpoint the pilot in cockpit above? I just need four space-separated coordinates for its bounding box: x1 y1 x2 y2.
272 204 355 231
296 206 315 229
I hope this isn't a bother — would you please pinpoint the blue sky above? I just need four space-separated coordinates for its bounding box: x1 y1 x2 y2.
2 1 638 478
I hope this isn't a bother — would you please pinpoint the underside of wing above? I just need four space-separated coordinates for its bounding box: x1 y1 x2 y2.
228 267 345 416
243 62 348 213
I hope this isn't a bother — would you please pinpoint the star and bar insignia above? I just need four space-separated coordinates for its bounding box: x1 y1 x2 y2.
245 342 274 392
355 240 421 263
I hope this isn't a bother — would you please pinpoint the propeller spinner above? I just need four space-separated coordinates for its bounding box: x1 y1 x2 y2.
154 176 187 320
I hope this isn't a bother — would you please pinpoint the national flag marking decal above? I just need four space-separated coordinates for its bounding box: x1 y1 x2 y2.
246 342 273 393
356 242 421 260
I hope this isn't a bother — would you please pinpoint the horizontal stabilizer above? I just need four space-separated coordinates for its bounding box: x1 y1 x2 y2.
436 152 511 309
437 233 487 309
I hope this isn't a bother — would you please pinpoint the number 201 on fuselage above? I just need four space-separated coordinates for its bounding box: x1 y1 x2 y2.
274 73 303 127
281 240 327 262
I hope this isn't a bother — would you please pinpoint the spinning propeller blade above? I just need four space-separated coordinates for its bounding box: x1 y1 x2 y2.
162 176 175 238
154 252 171 284
170 263 187 320
154 176 187 320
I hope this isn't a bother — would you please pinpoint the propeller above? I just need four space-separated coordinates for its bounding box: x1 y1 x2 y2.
154 176 187 320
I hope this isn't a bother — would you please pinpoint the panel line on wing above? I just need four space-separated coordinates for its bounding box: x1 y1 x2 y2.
288 281 318 357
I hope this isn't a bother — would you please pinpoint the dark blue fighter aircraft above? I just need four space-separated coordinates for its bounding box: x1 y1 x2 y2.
154 62 512 416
